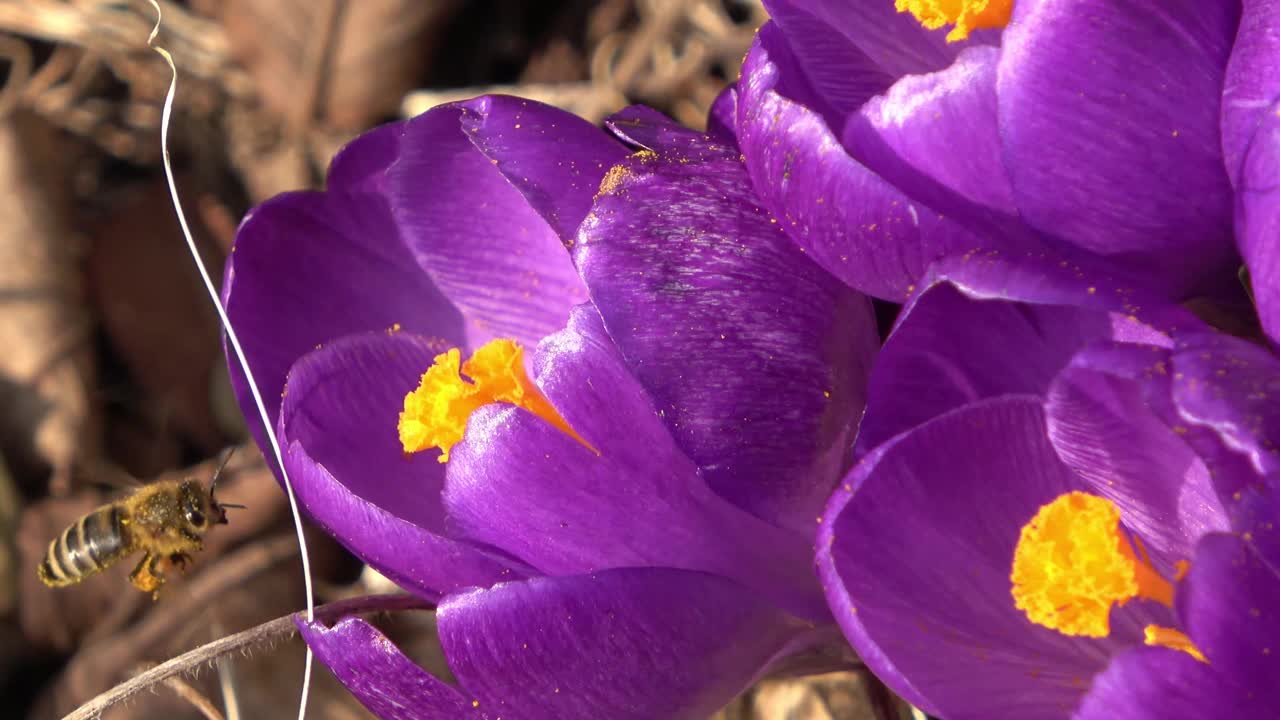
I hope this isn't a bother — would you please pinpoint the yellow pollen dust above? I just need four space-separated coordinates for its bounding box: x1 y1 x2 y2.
1010 492 1176 638
1144 625 1207 663
398 339 595 463
895 0 1014 42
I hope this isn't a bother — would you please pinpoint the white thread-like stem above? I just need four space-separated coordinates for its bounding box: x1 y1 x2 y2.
144 3 315 718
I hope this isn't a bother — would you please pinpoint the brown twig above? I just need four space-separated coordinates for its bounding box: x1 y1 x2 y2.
64 593 431 720
0 34 33 117
57 533 301 705
293 0 343 132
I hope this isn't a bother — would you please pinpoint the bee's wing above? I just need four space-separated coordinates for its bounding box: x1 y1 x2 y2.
71 456 143 493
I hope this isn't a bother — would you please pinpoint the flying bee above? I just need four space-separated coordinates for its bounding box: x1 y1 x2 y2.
37 449 245 596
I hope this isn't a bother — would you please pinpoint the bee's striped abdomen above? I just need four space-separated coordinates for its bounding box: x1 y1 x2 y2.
38 505 127 587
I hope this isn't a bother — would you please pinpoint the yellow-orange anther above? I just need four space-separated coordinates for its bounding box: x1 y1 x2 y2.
1144 625 1208 663
896 0 1013 42
398 339 595 463
1010 492 1175 638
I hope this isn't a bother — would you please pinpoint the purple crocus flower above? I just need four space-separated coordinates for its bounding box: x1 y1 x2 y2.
723 0 1276 303
816 254 1280 718
1232 0 1280 346
224 97 880 718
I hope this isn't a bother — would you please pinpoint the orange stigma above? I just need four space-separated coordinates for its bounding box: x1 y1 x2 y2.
895 0 1013 42
398 339 595 463
1144 625 1208 663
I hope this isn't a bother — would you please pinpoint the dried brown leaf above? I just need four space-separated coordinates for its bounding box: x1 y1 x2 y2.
0 114 97 495
87 178 225 456
219 0 462 131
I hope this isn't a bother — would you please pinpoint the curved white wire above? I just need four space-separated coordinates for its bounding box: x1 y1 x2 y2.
145 3 315 718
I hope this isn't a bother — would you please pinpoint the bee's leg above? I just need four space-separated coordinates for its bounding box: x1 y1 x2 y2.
168 552 194 574
128 552 165 596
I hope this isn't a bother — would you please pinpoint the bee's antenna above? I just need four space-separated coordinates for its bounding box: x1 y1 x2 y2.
209 446 237 499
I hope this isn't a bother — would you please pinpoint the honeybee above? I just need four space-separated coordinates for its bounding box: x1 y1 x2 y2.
37 451 244 595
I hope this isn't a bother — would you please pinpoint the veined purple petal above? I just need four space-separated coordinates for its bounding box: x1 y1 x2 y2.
576 119 878 531
998 0 1240 295
279 332 532 597
1222 0 1280 186
1236 99 1280 346
456 95 629 243
1170 332 1280 477
326 120 404 194
753 12 894 123
298 616 483 720
737 27 988 301
856 254 1194 455
437 568 812 720
1178 533 1280 708
224 188 465 458
858 282 1112 456
444 306 827 620
1046 342 1231 573
844 46 1018 219
1074 646 1264 720
763 0 998 104
388 101 587 350
819 397 1158 719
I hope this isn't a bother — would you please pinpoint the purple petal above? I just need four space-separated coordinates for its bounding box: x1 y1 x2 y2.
299 615 483 720
444 306 827 620
737 27 989 301
752 12 894 122
844 46 1018 219
998 0 1239 295
1046 342 1231 572
763 0 997 100
858 283 1110 455
575 122 878 531
1236 99 1280 346
224 189 465 457
1075 646 1267 720
388 101 588 350
437 568 811 720
856 254 1192 454
1179 533 1280 707
326 120 404 194
818 397 1156 719
604 106 727 159
706 84 738 145
456 95 629 243
1170 332 1280 477
279 332 531 597
1222 0 1280 185
1166 333 1280 560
